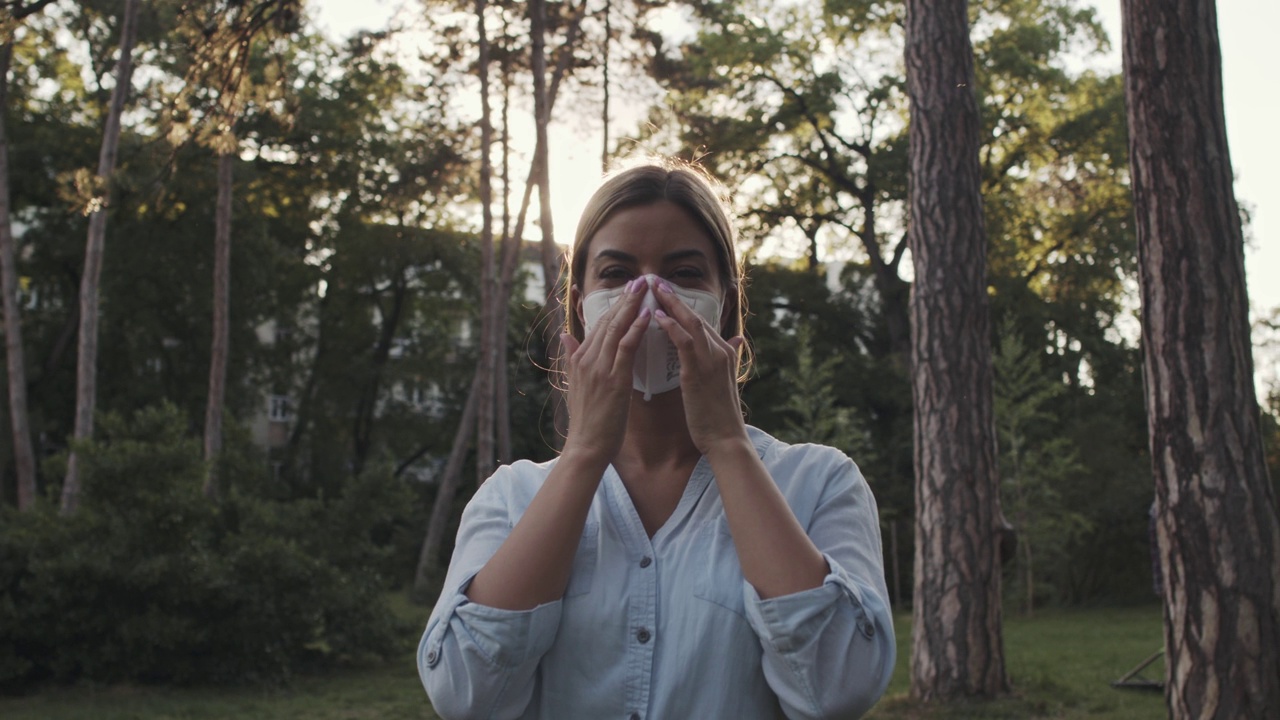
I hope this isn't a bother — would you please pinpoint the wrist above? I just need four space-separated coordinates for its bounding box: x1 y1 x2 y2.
702 432 755 464
556 443 614 480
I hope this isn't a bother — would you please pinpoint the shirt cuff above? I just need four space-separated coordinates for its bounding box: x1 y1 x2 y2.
742 553 881 653
421 574 563 671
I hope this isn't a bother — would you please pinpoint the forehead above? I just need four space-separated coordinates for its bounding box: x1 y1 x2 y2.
587 200 717 259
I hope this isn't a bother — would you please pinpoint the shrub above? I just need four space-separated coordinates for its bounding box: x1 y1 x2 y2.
0 404 408 690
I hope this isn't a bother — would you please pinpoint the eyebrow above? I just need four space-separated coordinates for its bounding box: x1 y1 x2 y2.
592 248 710 265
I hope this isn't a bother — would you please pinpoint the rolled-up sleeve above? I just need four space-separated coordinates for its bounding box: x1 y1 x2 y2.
418 469 563 720
743 453 896 720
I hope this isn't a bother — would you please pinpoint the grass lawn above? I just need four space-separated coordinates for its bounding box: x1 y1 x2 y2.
2 602 1164 719
870 605 1167 719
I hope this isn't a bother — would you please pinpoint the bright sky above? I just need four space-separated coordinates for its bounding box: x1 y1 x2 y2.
313 0 1279 322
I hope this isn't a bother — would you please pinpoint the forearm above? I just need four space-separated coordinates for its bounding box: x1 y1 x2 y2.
466 449 608 610
705 436 828 598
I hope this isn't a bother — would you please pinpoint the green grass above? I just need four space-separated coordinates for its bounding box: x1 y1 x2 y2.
870 606 1167 719
2 602 1165 719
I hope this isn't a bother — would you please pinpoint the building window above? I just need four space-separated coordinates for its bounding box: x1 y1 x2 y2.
268 394 293 422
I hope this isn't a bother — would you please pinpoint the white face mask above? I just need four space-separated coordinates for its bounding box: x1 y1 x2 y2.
581 274 723 401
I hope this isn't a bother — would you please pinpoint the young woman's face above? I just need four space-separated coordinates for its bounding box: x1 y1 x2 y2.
575 200 725 321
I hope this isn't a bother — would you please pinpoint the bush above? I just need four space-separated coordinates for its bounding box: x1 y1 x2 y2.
0 404 408 690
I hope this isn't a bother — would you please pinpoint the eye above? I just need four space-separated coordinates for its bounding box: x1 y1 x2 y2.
597 266 633 282
669 266 706 283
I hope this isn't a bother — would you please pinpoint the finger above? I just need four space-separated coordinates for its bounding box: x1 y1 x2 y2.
597 277 650 353
653 308 699 353
611 307 653 376
578 277 645 359
651 278 711 338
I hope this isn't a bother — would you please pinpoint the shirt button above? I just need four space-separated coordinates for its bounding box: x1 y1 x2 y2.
636 628 651 644
639 556 652 568
425 650 438 667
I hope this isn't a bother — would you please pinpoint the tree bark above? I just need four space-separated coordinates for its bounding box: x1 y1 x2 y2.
529 0 566 442
473 0 498 486
497 31 512 466
203 151 233 500
351 270 408 476
412 0 590 602
62 0 142 514
0 42 37 510
1121 1 1280 716
905 0 1009 700
600 0 611 171
412 378 478 600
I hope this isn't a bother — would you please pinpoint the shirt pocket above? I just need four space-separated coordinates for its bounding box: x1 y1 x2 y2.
564 521 600 598
691 517 748 620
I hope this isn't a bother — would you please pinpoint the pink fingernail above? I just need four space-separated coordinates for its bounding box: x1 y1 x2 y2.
638 307 651 320
657 279 674 293
655 309 668 319
630 278 646 294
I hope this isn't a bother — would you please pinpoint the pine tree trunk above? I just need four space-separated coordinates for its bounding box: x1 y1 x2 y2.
203 150 233 500
529 0 566 443
474 0 497 485
0 42 37 510
62 0 141 514
496 41 512 466
600 0 611 171
412 380 478 601
905 0 1009 700
1121 1 1280 716
412 0 589 602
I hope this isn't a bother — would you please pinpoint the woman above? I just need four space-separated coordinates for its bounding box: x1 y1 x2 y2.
419 158 895 719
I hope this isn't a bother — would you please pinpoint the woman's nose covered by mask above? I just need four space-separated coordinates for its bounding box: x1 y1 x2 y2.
581 274 723 400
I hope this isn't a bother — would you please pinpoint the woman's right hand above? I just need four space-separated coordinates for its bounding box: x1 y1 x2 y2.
558 276 652 464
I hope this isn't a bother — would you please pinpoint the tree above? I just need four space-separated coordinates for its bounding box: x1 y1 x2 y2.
527 0 564 442
992 319 1086 615
0 0 57 509
473 0 498 488
170 0 298 500
1121 0 1280 715
61 0 142 514
412 0 591 600
774 323 874 464
905 0 1008 700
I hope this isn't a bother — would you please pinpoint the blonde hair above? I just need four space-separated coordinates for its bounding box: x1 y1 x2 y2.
564 157 751 382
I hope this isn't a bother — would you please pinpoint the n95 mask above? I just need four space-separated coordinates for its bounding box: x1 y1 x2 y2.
581 274 723 401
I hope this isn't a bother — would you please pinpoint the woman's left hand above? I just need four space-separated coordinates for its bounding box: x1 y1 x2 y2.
650 278 749 454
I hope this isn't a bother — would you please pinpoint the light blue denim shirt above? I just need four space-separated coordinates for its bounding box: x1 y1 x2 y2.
419 426 895 720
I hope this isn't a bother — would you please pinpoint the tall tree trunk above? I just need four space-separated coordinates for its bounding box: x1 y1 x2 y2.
0 42 37 510
473 0 497 485
496 26 513 465
412 0 589 602
529 0 565 442
1121 1 1280 716
905 0 1008 700
412 379 478 601
600 0 611 171
203 150 233 500
351 272 408 476
62 0 141 514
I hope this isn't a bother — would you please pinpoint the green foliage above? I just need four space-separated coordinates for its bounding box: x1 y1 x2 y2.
0 405 408 690
773 323 876 466
993 320 1090 613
